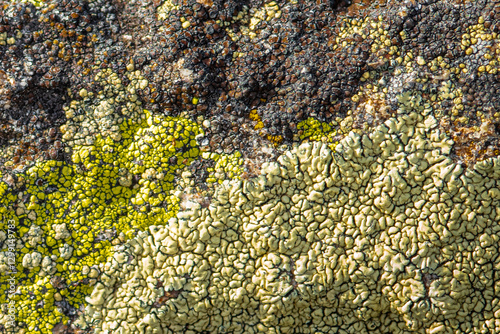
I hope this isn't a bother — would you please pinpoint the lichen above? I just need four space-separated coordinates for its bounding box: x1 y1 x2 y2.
87 109 500 333
0 107 204 333
201 151 244 184
225 1 282 42
297 117 339 149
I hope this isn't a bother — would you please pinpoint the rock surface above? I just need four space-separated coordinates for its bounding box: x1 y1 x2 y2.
1 0 500 333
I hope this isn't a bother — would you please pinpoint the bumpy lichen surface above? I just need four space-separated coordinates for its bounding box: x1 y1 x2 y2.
0 107 204 332
62 68 148 147
297 117 340 149
201 151 244 184
3 0 500 332
87 110 500 333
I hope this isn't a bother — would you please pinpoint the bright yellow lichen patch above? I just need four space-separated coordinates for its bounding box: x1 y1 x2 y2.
0 58 251 331
297 117 339 149
0 108 203 333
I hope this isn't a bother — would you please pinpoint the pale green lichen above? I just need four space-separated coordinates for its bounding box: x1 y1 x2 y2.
202 151 244 184
225 2 282 42
61 68 148 147
86 110 500 333
0 58 255 330
156 0 180 21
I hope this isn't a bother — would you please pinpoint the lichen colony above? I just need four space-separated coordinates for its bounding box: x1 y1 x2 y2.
1 0 500 333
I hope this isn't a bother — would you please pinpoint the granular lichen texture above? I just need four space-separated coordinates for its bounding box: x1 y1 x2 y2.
87 112 500 333
1 0 500 333
0 105 206 331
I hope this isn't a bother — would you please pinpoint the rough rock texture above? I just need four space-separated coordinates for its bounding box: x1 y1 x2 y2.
88 111 500 333
2 0 500 173
1 0 500 333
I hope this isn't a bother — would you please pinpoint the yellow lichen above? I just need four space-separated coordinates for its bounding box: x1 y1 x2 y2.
0 108 204 333
156 0 180 21
202 151 244 184
297 117 339 149
225 2 282 41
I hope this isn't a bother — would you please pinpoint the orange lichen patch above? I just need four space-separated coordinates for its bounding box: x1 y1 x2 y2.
248 109 258 120
249 109 264 130
196 0 213 6
248 109 274 140
254 121 264 130
450 119 499 166
266 134 283 146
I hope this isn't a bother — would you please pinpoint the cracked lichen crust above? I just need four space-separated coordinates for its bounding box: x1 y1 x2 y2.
0 65 250 333
87 111 500 333
62 69 148 147
0 107 203 333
